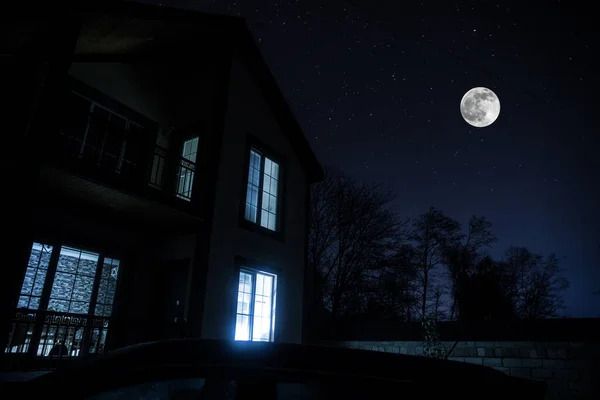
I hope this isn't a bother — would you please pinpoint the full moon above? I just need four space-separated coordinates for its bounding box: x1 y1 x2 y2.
460 87 501 128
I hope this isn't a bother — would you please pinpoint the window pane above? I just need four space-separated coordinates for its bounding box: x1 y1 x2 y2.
94 258 120 317
260 158 279 232
19 243 53 310
267 213 276 231
235 315 250 341
245 150 262 223
260 210 269 228
252 272 275 341
48 247 99 315
182 137 199 161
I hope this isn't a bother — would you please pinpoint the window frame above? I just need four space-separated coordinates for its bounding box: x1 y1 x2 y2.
238 135 286 242
65 77 158 170
16 238 124 318
231 257 280 343
169 125 204 206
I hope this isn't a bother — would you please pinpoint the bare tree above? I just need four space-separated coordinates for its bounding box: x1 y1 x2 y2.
409 207 462 319
364 243 419 321
308 167 403 318
503 246 570 319
444 216 497 321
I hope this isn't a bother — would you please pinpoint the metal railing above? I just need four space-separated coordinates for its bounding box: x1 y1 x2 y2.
4 309 111 359
149 146 197 202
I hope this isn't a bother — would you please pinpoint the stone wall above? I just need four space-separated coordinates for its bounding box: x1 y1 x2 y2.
323 340 599 399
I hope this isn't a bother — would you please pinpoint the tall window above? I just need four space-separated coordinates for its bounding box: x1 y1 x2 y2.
176 136 199 201
234 269 277 342
8 242 121 357
18 242 53 310
244 148 281 231
48 246 99 314
60 90 145 176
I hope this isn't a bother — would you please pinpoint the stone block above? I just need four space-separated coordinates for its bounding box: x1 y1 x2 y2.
543 359 568 369
532 368 553 379
503 347 519 358
407 347 415 355
494 348 502 357
536 348 547 359
468 347 478 357
528 349 538 359
483 358 502 367
477 347 486 357
464 357 483 365
567 360 590 370
502 358 522 368
522 359 543 368
485 347 495 357
400 347 407 354
415 346 423 355
555 348 567 359
453 347 467 357
448 357 465 363
519 347 532 358
510 367 531 378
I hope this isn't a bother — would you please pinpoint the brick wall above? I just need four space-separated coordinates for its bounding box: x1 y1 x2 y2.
322 340 599 399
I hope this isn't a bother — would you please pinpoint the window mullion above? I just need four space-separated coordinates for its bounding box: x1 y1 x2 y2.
256 153 266 223
249 271 256 341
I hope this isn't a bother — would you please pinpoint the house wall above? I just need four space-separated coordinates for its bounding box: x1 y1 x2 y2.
200 49 309 344
322 340 599 400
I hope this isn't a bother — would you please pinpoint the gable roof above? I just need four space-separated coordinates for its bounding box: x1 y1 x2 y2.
6 0 324 183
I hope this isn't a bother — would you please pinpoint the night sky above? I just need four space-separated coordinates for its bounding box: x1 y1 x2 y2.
140 0 599 317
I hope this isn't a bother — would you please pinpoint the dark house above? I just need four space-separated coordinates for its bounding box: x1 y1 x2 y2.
1 1 323 370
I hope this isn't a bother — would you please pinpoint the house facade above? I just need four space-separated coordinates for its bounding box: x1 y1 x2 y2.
1 1 322 370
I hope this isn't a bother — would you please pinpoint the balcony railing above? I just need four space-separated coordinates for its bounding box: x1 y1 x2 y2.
148 145 197 202
53 130 198 206
5 309 111 359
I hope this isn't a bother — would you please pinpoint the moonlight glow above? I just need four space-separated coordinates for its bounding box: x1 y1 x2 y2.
460 87 501 128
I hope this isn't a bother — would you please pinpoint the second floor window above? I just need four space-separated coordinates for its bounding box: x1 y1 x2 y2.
244 148 281 231
176 136 199 201
60 90 145 176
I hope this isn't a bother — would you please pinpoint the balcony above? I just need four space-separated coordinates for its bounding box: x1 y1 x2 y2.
41 87 202 220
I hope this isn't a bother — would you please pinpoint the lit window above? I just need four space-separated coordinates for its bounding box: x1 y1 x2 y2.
17 242 53 310
48 247 100 314
234 269 277 342
176 136 199 201
244 148 280 231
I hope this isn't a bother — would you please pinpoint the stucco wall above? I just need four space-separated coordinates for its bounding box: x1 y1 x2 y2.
323 340 599 399
201 49 308 344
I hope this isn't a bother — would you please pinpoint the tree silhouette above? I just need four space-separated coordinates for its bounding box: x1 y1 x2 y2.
409 207 462 319
443 216 497 321
503 246 570 318
456 256 516 320
308 166 403 318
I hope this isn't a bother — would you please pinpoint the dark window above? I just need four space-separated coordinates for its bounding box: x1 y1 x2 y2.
59 90 146 175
